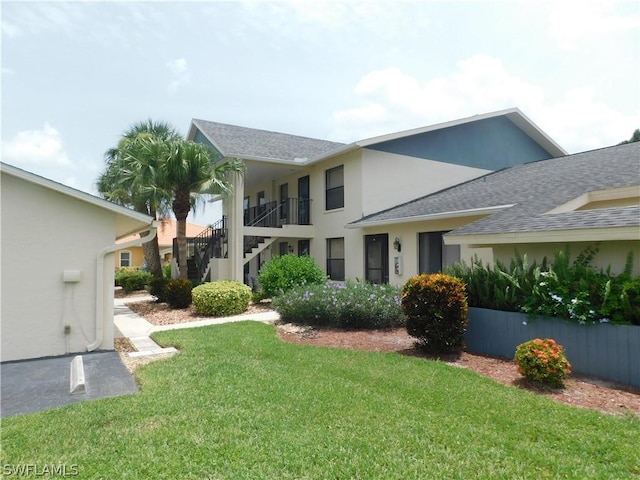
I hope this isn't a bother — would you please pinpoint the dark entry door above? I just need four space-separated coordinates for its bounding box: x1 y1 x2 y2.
298 175 310 225
365 234 389 284
279 183 289 224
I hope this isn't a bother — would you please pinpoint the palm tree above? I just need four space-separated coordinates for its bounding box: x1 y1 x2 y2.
160 139 245 279
98 120 181 278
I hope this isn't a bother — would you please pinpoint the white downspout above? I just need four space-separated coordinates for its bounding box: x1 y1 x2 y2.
87 222 159 352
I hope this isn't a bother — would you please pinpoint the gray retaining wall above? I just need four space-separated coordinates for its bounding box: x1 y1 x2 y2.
465 308 640 388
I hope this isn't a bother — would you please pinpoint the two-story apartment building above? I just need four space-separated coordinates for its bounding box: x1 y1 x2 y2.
184 108 566 287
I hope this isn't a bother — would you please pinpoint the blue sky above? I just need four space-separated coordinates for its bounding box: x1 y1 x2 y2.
2 1 639 225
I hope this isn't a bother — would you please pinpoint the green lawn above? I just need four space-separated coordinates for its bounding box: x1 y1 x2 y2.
2 321 639 479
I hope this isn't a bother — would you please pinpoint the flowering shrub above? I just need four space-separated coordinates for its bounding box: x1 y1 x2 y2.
192 281 252 316
273 281 405 329
446 247 639 325
258 254 327 298
514 338 571 388
401 273 468 353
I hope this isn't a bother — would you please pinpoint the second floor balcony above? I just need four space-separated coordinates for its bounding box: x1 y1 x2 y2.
244 198 312 228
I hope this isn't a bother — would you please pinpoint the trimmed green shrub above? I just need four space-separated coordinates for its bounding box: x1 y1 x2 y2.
273 281 405 329
515 338 571 388
115 269 153 293
149 277 169 303
401 273 468 353
258 254 327 298
192 281 252 316
165 278 192 309
163 263 172 279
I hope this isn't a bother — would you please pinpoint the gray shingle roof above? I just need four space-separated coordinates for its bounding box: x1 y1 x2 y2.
192 119 345 162
351 142 640 235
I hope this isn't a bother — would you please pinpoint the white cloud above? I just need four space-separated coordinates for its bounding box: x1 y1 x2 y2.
2 123 72 167
548 1 640 50
166 57 191 93
1 19 21 38
539 87 640 151
331 54 639 152
331 55 544 140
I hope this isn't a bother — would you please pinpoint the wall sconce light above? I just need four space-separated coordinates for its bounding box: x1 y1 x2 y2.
288 245 294 253
393 237 402 252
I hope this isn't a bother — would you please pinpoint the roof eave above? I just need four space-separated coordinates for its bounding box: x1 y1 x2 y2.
346 204 515 229
444 226 640 245
1 162 154 232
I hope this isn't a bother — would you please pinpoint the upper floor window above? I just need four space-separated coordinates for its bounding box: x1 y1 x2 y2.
325 165 344 210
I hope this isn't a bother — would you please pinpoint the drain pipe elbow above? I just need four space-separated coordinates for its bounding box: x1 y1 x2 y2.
87 223 158 352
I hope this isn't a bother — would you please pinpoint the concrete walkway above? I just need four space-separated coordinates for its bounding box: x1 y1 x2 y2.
114 296 280 357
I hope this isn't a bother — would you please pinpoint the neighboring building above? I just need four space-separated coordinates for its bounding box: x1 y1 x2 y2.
349 142 640 281
184 108 567 285
115 218 207 270
1 163 156 362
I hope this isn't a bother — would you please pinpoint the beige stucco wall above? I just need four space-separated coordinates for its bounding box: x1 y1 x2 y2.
360 149 490 216
1 174 117 362
491 241 640 277
357 216 491 286
236 149 496 284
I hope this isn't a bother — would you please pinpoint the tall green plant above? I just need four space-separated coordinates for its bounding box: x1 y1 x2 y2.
446 246 638 325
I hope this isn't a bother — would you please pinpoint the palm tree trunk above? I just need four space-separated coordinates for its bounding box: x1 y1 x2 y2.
140 231 163 278
173 189 191 279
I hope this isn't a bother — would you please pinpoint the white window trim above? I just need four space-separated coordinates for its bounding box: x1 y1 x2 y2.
119 250 132 268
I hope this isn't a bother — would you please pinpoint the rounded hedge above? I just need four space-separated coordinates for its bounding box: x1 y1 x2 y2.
258 254 326 298
515 338 571 388
115 269 153 293
192 280 252 316
165 278 193 309
401 273 468 353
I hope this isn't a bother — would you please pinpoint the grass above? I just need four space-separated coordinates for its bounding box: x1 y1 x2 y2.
2 321 639 479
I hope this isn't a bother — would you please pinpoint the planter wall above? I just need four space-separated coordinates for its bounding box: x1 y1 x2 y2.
465 308 640 388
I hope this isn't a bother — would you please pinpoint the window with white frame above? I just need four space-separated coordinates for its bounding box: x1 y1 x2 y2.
325 165 344 210
326 237 345 281
119 251 131 268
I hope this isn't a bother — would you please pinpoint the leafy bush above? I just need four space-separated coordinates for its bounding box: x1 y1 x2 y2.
273 281 405 329
401 273 468 353
514 338 571 388
446 247 639 325
165 278 192 309
192 281 252 316
621 278 640 325
115 269 153 293
258 254 327 298
163 263 172 279
149 277 168 303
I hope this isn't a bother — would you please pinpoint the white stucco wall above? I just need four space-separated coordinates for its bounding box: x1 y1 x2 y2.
1 174 118 362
